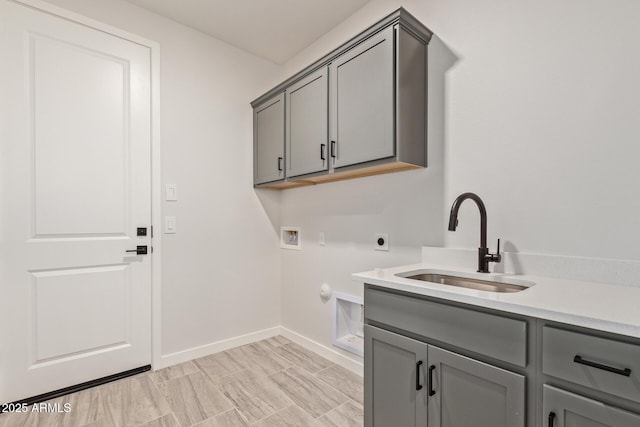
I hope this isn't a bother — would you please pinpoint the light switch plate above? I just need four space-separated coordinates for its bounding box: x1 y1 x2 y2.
165 184 178 201
165 216 176 234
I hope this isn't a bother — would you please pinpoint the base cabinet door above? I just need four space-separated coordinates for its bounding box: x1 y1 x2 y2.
364 325 428 427
427 346 525 427
543 385 640 427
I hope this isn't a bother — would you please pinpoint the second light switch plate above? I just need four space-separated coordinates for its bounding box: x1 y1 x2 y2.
165 216 177 234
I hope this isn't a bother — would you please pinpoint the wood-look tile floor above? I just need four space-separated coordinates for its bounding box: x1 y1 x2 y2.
0 336 364 427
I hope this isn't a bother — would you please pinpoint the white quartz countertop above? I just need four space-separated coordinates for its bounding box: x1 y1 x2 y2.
353 263 640 339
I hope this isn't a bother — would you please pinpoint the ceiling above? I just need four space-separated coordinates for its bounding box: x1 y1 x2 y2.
124 0 371 64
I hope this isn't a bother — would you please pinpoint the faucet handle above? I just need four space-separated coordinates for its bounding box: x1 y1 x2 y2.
494 238 502 263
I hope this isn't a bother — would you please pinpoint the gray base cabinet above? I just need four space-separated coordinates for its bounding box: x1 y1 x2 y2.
543 385 640 427
364 285 640 426
364 324 525 427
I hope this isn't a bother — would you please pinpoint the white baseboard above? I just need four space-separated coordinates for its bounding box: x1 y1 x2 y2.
158 326 281 369
279 327 363 377
157 325 363 377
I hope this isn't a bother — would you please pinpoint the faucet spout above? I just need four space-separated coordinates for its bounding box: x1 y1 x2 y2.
448 192 487 248
448 192 499 273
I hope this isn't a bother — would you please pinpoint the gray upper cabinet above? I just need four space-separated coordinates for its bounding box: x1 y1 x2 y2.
251 8 432 189
286 67 329 178
330 26 394 169
253 93 285 185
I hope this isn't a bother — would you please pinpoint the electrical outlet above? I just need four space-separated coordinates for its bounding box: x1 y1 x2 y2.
374 233 389 251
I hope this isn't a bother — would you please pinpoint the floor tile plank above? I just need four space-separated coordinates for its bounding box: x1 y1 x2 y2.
273 343 333 374
101 375 171 427
317 401 364 427
315 364 364 405
194 352 246 382
270 367 349 418
225 344 291 377
155 372 233 427
253 405 319 427
150 361 200 384
218 369 292 423
192 409 249 427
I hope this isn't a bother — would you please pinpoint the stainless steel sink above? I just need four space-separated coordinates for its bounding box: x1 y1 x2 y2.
398 271 532 293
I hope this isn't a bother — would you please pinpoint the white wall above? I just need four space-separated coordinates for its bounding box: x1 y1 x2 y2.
43 0 283 357
272 0 640 362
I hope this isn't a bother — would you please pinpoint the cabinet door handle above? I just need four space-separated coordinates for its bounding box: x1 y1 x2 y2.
415 361 423 391
573 355 632 377
330 140 336 158
277 157 283 172
548 411 556 427
428 365 436 396
320 143 326 161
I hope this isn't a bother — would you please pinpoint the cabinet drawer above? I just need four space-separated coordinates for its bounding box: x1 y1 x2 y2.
542 326 640 403
365 287 527 367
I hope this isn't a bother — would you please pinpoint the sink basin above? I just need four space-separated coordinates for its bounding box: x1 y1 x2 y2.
396 270 534 293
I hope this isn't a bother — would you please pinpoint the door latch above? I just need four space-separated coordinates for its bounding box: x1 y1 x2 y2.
126 245 148 255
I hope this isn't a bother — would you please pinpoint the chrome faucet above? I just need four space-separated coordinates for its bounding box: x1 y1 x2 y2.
448 192 501 273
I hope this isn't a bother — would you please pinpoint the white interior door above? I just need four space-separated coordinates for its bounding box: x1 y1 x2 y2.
1 0 152 403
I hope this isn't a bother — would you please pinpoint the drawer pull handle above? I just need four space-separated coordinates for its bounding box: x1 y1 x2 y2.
573 355 632 377
428 364 436 396
548 411 556 427
415 360 423 391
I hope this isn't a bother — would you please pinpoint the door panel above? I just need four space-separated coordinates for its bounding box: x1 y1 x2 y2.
330 26 394 169
364 325 428 427
32 265 130 363
32 34 129 236
1 1 152 403
428 346 525 427
286 67 328 178
543 385 640 427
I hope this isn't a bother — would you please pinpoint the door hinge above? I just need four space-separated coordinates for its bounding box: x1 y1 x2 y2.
151 225 154 238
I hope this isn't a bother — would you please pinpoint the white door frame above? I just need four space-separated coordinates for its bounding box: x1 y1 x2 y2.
12 0 163 371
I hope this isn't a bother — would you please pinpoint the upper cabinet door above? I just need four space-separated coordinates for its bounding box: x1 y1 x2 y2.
254 93 285 185
286 67 329 178
330 26 395 169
